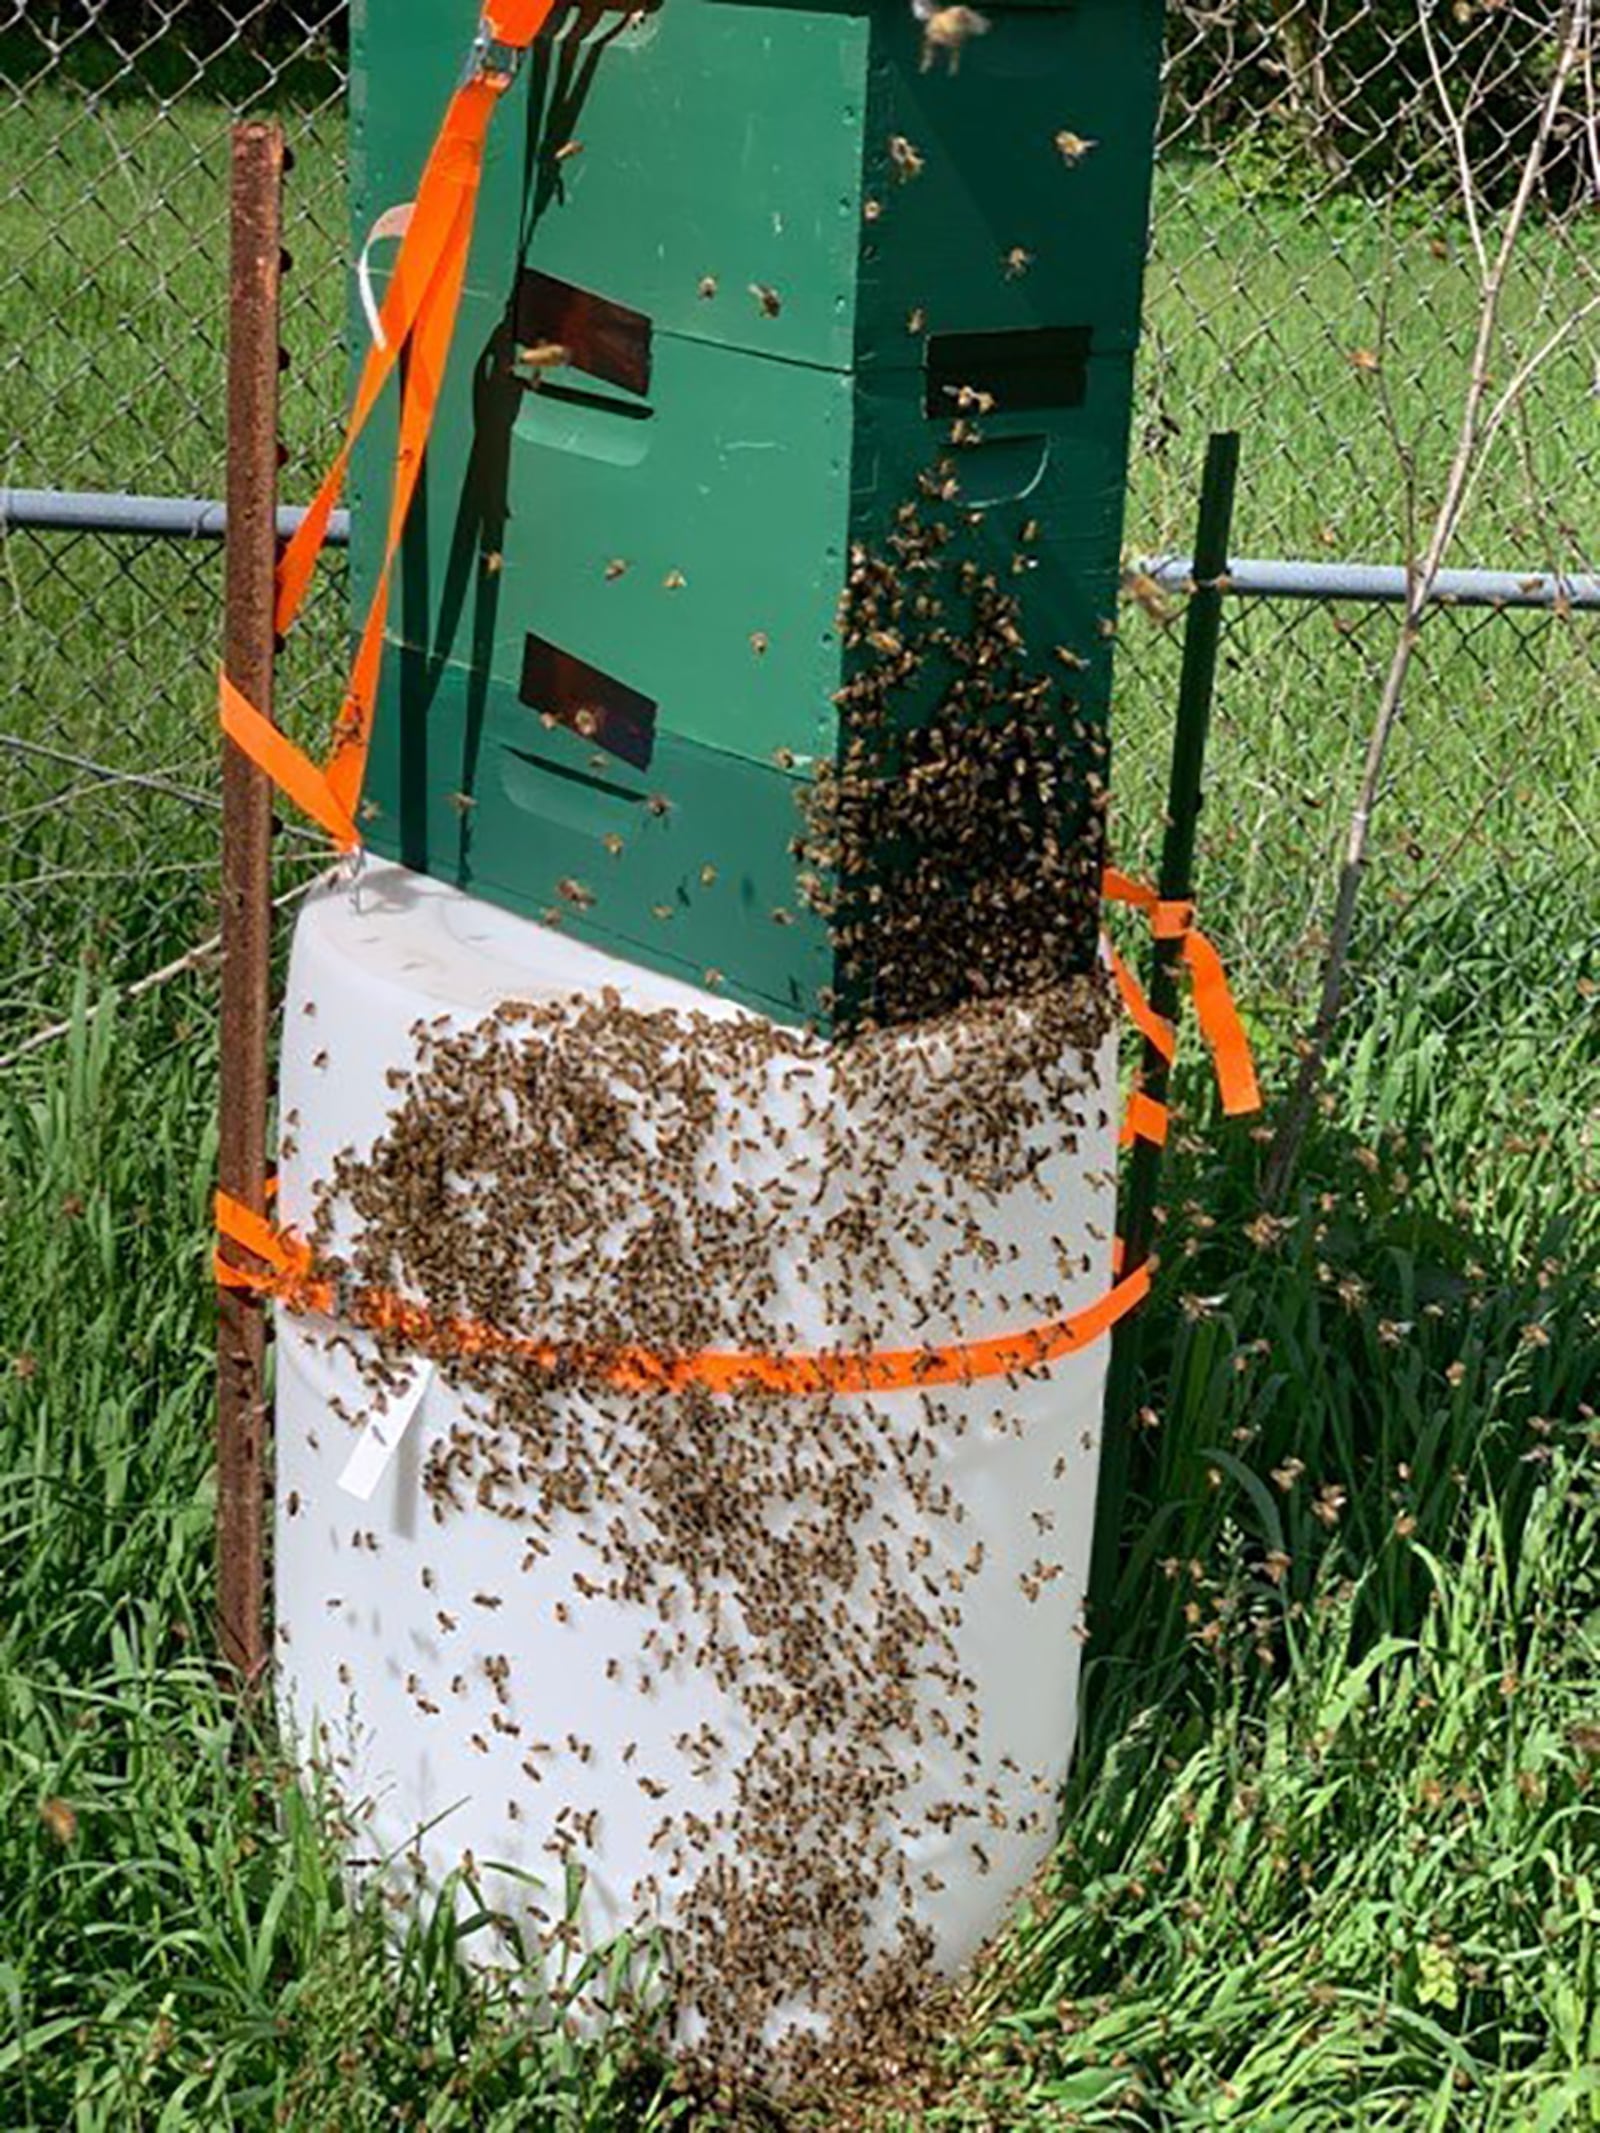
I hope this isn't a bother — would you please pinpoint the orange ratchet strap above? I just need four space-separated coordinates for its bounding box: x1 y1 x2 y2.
1119 1089 1170 1151
216 1188 1153 1395
213 872 1259 1391
218 4 560 847
210 5 1262 1385
1103 866 1261 1124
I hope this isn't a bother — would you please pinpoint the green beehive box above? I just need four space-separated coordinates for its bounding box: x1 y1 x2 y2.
350 0 1164 1028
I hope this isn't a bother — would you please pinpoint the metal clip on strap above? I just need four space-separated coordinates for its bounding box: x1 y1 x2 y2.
462 24 524 86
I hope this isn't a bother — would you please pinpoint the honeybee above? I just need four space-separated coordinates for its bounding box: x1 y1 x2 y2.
1055 130 1098 167
914 0 990 74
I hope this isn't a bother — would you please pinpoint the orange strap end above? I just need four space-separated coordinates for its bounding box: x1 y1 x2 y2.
1119 1090 1170 1149
216 1190 334 1312
1107 941 1176 1063
1104 864 1262 1120
219 673 360 851
1182 929 1262 1116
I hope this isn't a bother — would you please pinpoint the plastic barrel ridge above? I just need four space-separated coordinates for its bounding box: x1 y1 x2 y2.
273 863 1121 2063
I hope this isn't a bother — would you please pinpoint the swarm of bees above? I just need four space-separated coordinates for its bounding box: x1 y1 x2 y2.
798 457 1109 1033
296 450 1115 2092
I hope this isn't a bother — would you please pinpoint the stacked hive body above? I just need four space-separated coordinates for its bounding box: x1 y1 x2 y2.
349 0 1164 1027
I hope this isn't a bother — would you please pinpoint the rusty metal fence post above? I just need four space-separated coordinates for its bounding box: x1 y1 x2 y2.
215 121 284 1683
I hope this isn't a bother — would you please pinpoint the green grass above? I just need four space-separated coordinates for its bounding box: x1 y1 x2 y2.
2 889 1596 2129
3 42 1600 2133
0 64 348 1031
1109 159 1600 1034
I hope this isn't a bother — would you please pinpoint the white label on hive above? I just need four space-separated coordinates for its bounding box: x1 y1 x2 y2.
337 1358 435 1502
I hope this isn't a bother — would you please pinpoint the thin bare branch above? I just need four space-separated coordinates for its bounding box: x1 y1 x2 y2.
1263 0 1593 1202
0 875 324 1073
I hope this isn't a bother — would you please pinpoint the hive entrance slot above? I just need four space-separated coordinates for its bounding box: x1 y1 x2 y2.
514 268 653 402
924 324 1092 417
519 632 658 770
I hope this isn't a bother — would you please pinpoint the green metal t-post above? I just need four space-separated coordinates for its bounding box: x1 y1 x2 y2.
1086 429 1240 1657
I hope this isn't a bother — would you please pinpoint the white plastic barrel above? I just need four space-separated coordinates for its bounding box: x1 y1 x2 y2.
274 860 1119 2062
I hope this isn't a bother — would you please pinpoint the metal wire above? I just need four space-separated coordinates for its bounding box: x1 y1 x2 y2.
1 1 1596 1052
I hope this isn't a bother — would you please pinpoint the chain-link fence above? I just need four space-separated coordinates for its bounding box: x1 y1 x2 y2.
3 0 1598 1064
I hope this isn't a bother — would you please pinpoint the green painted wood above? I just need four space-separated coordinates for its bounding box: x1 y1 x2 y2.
350 0 1164 1026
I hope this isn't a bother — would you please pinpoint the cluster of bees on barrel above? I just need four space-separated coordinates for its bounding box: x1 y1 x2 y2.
298 76 1118 2106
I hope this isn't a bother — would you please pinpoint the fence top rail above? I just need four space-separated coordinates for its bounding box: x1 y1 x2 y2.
4 490 1594 613
0 488 351 548
1140 554 1600 612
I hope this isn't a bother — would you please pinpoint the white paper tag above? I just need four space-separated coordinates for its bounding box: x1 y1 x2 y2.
337 1360 434 1503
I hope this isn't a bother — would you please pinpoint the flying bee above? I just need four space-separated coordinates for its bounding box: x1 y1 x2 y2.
915 0 990 74
1122 567 1176 626
517 340 569 373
